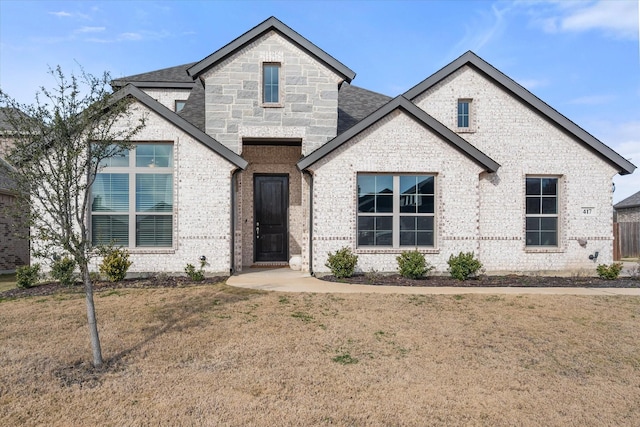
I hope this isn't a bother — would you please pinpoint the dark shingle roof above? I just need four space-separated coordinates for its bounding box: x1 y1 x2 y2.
614 190 640 209
111 85 247 169
298 96 500 173
338 84 392 135
178 82 205 131
111 63 197 89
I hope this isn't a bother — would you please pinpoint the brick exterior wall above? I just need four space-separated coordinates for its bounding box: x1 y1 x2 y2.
617 207 640 222
310 111 484 274
413 65 619 272
0 192 29 272
83 103 238 275
201 31 342 155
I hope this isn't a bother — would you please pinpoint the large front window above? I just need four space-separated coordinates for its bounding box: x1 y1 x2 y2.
91 144 173 247
357 174 435 247
525 177 558 246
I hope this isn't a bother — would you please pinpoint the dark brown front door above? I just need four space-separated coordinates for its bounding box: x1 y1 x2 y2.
254 175 288 262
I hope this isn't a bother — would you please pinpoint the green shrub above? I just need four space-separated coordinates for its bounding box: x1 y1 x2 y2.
50 256 77 286
396 250 434 279
325 247 358 279
98 247 132 282
16 264 42 288
447 251 483 281
184 263 205 281
596 263 623 280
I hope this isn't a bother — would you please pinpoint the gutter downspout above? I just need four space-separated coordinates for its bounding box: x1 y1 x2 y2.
303 170 314 276
230 168 240 275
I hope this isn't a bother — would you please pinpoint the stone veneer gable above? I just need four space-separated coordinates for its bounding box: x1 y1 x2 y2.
201 31 343 155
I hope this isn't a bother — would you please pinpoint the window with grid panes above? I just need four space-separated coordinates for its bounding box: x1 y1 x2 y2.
357 174 435 247
91 144 173 247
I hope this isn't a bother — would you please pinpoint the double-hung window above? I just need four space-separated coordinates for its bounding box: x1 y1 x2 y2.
357 174 435 247
91 144 174 248
525 177 558 246
263 63 280 104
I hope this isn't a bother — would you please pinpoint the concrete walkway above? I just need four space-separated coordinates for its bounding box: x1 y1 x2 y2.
227 268 640 296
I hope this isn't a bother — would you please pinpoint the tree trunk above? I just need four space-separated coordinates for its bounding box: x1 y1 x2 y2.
82 265 103 367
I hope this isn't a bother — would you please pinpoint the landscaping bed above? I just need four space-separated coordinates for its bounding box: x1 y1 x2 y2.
321 273 640 288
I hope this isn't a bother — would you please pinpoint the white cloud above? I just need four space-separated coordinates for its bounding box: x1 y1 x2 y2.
49 11 72 18
76 26 105 34
561 1 638 39
523 0 639 40
119 32 143 41
448 3 513 57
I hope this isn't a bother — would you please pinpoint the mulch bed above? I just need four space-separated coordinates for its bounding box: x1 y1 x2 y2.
320 273 640 288
0 276 228 300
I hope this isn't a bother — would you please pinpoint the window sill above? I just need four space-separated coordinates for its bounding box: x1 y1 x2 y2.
356 247 440 255
524 247 564 254
261 102 283 108
128 248 176 255
455 127 476 133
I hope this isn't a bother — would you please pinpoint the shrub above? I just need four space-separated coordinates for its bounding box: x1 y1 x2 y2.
16 264 42 288
396 250 434 279
447 251 483 281
596 263 623 280
325 247 358 279
51 256 77 286
184 263 205 281
98 247 132 282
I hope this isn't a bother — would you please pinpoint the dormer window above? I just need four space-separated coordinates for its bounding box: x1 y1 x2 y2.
263 63 280 104
175 100 187 112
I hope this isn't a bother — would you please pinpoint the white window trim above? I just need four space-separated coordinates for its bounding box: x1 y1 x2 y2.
91 143 176 251
456 98 476 133
261 62 283 108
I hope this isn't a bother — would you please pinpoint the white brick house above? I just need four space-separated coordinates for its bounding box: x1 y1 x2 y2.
98 16 635 276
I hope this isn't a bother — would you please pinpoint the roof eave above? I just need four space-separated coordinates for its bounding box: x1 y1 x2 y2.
187 16 355 83
298 96 500 173
111 85 248 170
403 51 636 176
112 81 195 90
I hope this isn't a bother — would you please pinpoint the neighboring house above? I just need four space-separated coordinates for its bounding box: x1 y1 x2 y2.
0 108 30 272
614 191 640 223
91 16 634 276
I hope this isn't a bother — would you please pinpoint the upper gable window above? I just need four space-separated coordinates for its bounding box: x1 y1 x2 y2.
263 63 280 105
456 99 475 133
457 100 470 128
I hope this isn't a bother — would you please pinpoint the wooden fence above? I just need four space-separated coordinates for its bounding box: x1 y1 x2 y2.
614 222 640 260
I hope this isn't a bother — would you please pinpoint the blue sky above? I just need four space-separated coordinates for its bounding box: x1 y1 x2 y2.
1 0 638 202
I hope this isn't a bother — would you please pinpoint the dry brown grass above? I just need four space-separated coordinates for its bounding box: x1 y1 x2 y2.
1 284 639 426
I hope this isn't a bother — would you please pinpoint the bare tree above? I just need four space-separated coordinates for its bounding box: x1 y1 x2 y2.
0 67 145 367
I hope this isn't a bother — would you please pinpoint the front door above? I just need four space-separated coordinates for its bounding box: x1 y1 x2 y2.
254 175 289 262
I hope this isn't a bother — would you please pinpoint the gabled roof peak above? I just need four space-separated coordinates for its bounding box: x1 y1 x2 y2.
403 51 636 176
298 95 500 173
186 16 355 82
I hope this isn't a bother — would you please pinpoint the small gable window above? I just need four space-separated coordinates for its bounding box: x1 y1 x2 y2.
175 100 187 112
457 99 471 129
263 63 280 104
